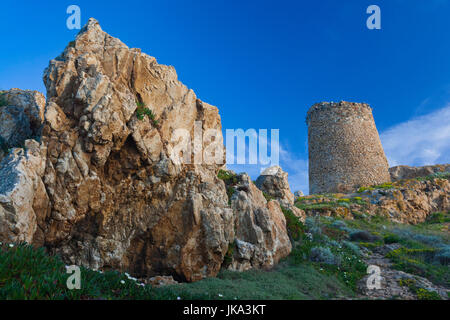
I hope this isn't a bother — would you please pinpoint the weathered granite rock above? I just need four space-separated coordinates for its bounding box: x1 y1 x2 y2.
0 140 48 244
389 164 450 181
228 173 292 271
298 177 450 224
38 18 235 281
255 166 306 221
0 18 294 282
0 89 46 136
0 89 45 163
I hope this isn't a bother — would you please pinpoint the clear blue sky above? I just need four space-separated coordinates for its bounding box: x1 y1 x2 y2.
1 0 449 192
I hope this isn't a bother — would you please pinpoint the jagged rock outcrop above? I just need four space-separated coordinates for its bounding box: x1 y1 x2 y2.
228 173 292 271
389 164 450 181
0 89 45 162
365 178 450 224
297 177 449 224
255 166 306 221
0 18 292 282
39 18 236 281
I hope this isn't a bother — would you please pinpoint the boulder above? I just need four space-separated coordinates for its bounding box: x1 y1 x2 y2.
255 166 305 221
228 173 292 271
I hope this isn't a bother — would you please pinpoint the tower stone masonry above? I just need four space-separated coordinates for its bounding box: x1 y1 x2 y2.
307 101 391 194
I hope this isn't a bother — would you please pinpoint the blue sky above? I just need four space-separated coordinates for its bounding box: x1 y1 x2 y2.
1 0 449 193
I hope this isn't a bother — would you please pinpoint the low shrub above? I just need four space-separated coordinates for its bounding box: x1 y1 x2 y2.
384 233 401 244
309 247 339 265
425 212 450 224
342 241 361 255
349 230 379 242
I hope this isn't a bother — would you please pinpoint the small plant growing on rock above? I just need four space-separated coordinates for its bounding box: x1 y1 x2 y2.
218 170 238 204
136 101 158 126
281 206 305 242
221 241 236 269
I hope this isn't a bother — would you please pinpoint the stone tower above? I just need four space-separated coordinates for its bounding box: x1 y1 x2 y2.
307 101 390 194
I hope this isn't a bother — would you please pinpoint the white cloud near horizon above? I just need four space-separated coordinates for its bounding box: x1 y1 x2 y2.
380 104 450 167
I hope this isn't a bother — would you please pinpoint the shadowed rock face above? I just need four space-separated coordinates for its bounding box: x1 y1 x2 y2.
0 18 292 282
0 89 46 163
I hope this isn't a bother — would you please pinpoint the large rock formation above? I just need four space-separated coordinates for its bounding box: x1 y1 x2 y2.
40 18 236 281
0 18 292 282
389 164 450 181
228 173 292 271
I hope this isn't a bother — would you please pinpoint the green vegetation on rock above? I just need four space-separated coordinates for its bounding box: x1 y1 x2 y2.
136 101 158 126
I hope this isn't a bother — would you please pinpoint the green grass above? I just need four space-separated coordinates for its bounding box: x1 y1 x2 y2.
0 242 355 300
357 182 395 193
424 211 450 224
294 194 368 212
1 207 447 300
296 201 345 211
0 243 160 300
416 172 450 182
397 278 442 300
344 212 450 287
152 265 355 300
386 247 449 287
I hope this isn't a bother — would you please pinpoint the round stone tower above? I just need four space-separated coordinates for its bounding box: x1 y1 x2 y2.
307 101 390 194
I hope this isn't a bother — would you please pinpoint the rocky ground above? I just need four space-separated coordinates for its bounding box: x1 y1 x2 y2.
358 244 448 300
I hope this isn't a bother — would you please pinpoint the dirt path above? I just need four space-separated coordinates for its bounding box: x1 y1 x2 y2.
357 244 449 300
